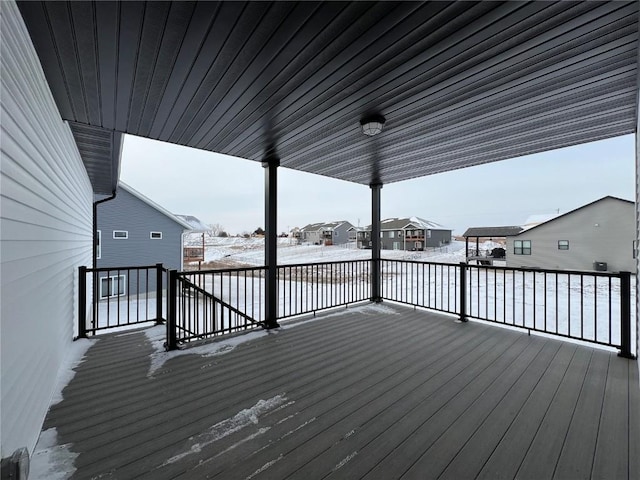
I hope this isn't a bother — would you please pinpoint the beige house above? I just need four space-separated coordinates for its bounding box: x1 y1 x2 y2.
506 196 636 273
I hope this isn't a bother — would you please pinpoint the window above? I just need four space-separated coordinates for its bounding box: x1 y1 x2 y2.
426 229 431 238
514 240 531 255
393 242 400 250
397 230 403 237
389 231 395 239
558 240 569 250
150 231 162 239
113 230 128 239
96 230 101 259
100 275 126 299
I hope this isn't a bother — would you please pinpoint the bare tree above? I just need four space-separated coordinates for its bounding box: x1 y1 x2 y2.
208 223 225 237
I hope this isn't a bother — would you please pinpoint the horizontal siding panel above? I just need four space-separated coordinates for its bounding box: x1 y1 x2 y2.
0 0 92 459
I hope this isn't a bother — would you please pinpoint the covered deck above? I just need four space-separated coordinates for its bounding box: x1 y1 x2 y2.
36 303 639 479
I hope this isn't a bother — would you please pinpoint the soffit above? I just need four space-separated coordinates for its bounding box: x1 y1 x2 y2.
17 1 639 186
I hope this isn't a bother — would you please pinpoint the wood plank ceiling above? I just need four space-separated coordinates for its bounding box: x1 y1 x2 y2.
17 1 639 194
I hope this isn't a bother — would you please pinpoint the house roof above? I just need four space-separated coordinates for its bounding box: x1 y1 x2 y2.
463 226 524 238
513 195 634 236
301 221 351 232
17 1 638 191
119 182 193 231
366 217 450 231
175 215 210 232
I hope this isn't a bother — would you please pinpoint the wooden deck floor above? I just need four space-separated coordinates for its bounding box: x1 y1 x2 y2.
40 303 638 479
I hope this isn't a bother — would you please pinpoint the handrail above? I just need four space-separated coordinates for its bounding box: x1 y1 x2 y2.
178 276 262 327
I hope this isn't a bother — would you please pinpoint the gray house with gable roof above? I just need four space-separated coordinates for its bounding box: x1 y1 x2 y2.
299 220 354 246
363 217 452 251
96 182 193 298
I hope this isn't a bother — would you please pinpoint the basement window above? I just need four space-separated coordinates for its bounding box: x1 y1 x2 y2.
100 275 126 299
113 230 128 239
150 231 163 239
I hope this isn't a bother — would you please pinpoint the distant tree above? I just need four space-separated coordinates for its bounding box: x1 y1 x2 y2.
219 231 229 238
208 223 225 237
242 232 251 238
254 227 265 236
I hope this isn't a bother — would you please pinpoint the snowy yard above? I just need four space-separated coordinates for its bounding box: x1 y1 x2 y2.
83 239 636 354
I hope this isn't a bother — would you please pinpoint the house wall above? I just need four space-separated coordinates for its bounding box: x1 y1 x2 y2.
425 229 452 248
97 187 185 271
380 229 452 250
303 231 321 245
506 198 636 273
332 222 354 245
636 84 639 364
0 0 93 458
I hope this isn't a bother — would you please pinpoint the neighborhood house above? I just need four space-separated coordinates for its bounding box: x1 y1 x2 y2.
96 183 194 297
506 196 636 273
299 221 355 246
362 217 452 251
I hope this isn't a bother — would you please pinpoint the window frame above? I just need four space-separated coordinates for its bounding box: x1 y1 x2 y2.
558 240 569 250
100 274 126 299
514 239 532 255
150 231 163 239
96 230 101 259
113 230 128 239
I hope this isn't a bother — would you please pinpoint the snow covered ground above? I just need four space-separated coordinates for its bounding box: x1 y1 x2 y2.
198 237 468 267
83 238 635 354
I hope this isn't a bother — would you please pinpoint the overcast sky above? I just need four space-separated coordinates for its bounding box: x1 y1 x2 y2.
120 134 635 236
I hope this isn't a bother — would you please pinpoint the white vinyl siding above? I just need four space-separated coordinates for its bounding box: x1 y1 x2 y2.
1 1 93 457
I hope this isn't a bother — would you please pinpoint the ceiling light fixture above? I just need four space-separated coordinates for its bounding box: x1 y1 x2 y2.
360 114 386 136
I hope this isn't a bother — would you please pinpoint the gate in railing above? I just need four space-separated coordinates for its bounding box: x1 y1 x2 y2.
166 268 266 348
77 264 166 337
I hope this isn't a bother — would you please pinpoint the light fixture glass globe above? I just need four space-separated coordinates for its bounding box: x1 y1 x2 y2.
360 114 385 136
362 121 384 136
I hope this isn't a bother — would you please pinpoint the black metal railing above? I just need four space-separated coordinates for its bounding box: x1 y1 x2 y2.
78 259 636 359
380 259 460 315
78 263 166 336
465 264 635 354
277 260 371 318
166 266 267 346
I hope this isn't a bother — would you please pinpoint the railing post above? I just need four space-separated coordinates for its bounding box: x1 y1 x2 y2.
167 269 178 351
458 262 468 322
78 266 87 338
155 263 164 324
618 271 635 358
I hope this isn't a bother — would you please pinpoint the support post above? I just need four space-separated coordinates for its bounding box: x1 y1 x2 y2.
458 262 468 322
370 183 382 303
263 156 280 328
167 269 178 350
155 263 164 324
619 271 635 358
78 266 87 338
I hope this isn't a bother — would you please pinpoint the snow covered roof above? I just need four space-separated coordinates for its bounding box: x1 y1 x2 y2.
175 215 210 232
118 182 193 230
365 217 450 231
300 220 351 232
522 213 561 228
516 196 634 235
